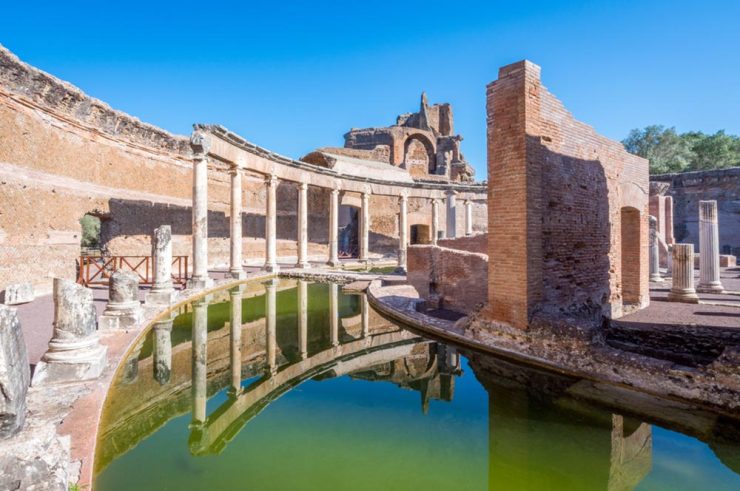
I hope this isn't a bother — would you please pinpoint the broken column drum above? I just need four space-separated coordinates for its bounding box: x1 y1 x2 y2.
146 225 177 305
667 244 699 303
32 278 108 385
0 305 30 438
100 270 143 330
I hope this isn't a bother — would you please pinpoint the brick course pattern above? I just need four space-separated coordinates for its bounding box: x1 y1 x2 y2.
486 61 649 330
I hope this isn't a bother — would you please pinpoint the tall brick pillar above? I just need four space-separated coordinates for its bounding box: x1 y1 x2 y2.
486 61 543 330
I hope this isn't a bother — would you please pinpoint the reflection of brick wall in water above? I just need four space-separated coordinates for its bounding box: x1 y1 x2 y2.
652 168 740 257
486 60 649 329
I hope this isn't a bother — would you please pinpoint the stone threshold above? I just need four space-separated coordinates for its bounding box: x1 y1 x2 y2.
365 280 740 418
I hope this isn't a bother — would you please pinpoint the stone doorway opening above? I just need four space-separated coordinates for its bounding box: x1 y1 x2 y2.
410 224 431 245
338 205 359 258
620 206 641 306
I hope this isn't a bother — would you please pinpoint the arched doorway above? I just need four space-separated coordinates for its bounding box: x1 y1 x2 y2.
620 207 641 306
410 224 431 245
403 134 436 176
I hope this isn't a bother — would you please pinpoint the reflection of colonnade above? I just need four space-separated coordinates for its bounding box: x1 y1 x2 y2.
187 126 484 282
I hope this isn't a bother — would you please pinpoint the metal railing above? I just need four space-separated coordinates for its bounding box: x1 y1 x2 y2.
77 255 189 287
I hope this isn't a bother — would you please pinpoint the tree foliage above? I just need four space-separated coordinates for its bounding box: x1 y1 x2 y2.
79 214 101 248
622 126 740 174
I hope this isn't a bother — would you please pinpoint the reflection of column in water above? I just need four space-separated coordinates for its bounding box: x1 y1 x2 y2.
330 282 339 347
229 286 243 394
361 293 369 338
609 414 652 490
122 337 145 384
298 280 308 359
265 279 277 375
191 297 208 425
153 313 174 385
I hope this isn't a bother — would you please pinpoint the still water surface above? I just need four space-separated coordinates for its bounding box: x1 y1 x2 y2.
95 279 740 490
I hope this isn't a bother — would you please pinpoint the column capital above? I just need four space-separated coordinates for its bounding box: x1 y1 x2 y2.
264 174 278 187
190 130 211 156
398 194 408 204
228 165 240 177
330 187 340 196
446 189 458 197
295 181 308 191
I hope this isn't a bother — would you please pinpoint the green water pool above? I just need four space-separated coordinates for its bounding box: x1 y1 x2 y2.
94 279 740 490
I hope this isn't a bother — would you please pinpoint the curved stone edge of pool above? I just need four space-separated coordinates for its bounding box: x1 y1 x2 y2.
365 279 740 418
14 268 395 490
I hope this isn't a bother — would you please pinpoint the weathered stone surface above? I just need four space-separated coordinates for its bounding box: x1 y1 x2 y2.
0 305 30 438
32 278 107 385
2 282 34 305
147 225 177 305
0 421 71 491
100 270 142 330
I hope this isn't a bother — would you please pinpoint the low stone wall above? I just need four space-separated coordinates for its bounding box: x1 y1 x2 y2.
436 233 487 254
407 244 488 313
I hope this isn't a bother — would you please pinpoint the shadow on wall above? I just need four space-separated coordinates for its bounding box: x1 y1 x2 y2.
526 136 616 323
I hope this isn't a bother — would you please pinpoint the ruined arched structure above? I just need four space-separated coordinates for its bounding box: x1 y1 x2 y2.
0 46 487 293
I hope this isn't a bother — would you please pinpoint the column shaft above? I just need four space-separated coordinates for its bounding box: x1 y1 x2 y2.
189 154 212 288
296 183 309 268
446 190 457 239
398 195 408 271
229 167 245 279
191 298 208 424
697 200 723 292
649 216 662 282
431 199 440 245
264 176 278 272
359 192 370 261
330 282 339 347
265 280 277 375
328 189 340 266
298 280 308 359
465 200 473 236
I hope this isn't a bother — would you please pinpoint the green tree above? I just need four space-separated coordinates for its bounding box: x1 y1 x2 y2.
79 214 101 248
622 125 693 174
685 130 740 171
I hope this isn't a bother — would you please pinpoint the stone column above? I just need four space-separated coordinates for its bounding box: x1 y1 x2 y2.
188 132 212 289
664 196 675 244
32 278 107 385
153 313 174 385
397 195 408 272
229 286 242 394
359 192 370 262
264 175 279 273
191 297 208 425
330 282 339 347
229 167 246 279
697 200 724 293
121 338 144 384
100 270 142 330
296 182 310 268
431 199 440 245
146 225 176 305
0 305 30 438
667 244 699 303
649 216 662 282
446 190 457 239
298 280 308 359
327 189 340 267
361 294 369 339
265 279 277 375
465 200 474 236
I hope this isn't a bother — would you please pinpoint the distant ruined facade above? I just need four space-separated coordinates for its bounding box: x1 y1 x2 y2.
303 93 476 183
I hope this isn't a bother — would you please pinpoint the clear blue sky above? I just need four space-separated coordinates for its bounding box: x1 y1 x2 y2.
2 1 738 178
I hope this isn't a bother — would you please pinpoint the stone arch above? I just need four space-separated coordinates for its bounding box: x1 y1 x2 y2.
403 134 436 175
620 206 642 306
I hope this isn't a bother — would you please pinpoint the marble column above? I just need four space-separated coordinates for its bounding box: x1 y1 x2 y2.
359 192 370 262
264 175 279 272
431 199 440 245
697 200 724 293
229 167 245 279
298 280 308 359
100 270 143 330
188 132 212 289
667 244 699 303
265 279 277 375
229 286 243 394
397 195 408 272
327 189 340 267
146 225 176 305
153 313 174 385
32 278 107 386
191 297 208 425
446 190 457 239
330 282 339 347
296 182 310 268
649 216 662 282
361 294 369 338
464 200 473 236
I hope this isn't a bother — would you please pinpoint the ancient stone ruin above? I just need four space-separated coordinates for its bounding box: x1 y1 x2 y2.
0 305 30 438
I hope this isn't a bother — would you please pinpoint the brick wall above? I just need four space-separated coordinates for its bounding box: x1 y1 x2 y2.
486 60 649 329
437 233 487 254
407 245 488 314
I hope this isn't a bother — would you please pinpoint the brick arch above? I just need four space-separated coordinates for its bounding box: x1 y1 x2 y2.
403 133 436 174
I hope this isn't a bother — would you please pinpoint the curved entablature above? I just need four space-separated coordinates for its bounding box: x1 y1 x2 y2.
194 124 486 200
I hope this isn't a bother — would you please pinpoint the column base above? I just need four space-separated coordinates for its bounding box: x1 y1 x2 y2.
187 277 214 290
394 266 407 274
145 289 177 306
229 269 247 280
99 307 143 330
649 274 663 282
294 262 311 269
263 264 280 273
667 290 700 303
326 260 341 268
697 282 724 293
32 344 108 386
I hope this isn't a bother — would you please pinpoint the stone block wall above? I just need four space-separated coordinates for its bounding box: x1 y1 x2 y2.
651 168 740 256
486 60 649 330
407 244 488 314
